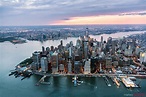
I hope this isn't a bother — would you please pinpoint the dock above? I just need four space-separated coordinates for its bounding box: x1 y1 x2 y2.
36 75 47 86
103 76 111 87
113 77 120 87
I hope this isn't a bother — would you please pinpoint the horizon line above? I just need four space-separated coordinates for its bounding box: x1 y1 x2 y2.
1 24 146 27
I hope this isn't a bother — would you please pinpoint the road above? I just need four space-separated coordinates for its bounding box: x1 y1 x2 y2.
34 72 146 77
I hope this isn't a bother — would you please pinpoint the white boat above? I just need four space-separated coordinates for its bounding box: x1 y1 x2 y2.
108 84 111 87
78 81 84 83
122 77 138 88
72 76 77 86
77 83 81 85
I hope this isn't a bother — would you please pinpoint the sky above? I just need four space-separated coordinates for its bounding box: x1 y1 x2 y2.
0 0 146 26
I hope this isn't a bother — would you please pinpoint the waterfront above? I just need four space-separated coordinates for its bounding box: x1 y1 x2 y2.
1 31 146 97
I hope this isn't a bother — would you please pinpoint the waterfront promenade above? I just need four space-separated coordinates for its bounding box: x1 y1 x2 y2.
34 72 146 78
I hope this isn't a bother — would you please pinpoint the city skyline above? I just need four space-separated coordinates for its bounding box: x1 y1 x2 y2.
0 0 146 26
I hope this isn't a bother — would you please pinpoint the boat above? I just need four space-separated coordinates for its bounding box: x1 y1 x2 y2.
78 81 84 83
77 83 81 85
72 76 83 86
121 77 138 88
35 83 39 86
72 76 77 86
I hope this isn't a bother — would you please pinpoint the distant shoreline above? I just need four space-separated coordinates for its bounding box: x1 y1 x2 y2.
0 37 26 44
0 30 145 44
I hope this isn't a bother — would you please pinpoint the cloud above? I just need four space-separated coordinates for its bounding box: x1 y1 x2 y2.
120 11 146 16
0 0 146 25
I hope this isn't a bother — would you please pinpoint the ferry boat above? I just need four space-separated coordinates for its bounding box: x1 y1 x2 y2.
72 76 77 86
122 77 138 88
72 76 83 86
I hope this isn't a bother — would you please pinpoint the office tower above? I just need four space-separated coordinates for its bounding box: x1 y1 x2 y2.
68 60 72 73
83 38 88 59
76 39 81 48
51 52 59 73
74 61 82 74
105 57 112 69
84 59 91 74
107 37 112 45
99 63 102 72
92 50 96 57
59 64 64 72
32 51 40 70
41 57 48 72
46 47 50 52
85 27 89 37
60 40 63 46
140 52 146 64
42 46 45 53
91 58 98 73
124 46 133 56
135 46 141 56
51 46 54 51
69 47 72 58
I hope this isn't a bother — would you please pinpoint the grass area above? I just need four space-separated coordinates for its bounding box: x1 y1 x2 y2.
0 37 26 44
19 58 33 67
0 37 16 42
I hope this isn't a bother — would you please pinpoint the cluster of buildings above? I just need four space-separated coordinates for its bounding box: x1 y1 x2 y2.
30 28 146 75
1 25 145 43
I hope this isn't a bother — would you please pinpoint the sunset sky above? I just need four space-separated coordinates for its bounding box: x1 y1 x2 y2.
0 0 146 26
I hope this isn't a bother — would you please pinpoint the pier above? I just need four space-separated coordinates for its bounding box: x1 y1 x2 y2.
121 77 140 88
113 77 120 87
103 76 111 87
36 75 47 86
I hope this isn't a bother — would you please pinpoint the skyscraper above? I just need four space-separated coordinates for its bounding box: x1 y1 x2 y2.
51 52 59 73
101 36 103 50
85 27 89 37
84 59 91 74
32 51 40 70
68 60 72 73
41 57 48 72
